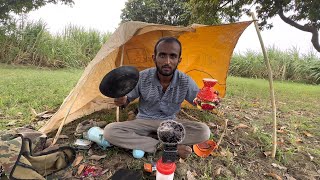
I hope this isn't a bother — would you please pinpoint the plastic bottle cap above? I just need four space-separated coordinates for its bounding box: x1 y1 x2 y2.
156 158 176 175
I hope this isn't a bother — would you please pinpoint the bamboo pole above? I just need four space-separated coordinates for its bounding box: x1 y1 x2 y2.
51 93 80 146
116 45 125 122
51 82 82 146
250 12 278 158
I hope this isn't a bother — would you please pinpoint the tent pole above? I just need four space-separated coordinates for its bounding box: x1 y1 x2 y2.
51 48 100 144
51 85 82 146
51 58 96 145
250 12 277 158
116 45 125 122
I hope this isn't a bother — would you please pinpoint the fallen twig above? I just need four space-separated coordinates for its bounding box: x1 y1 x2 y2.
180 109 201 122
217 119 228 147
181 109 228 147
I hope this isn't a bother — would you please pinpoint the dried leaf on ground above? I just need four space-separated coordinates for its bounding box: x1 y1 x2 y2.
277 126 287 134
303 131 314 137
87 154 107 161
263 151 272 157
244 115 253 121
220 148 227 157
179 158 186 163
295 138 303 143
232 123 249 130
73 155 84 166
264 172 282 180
213 167 221 177
77 164 85 175
271 163 287 170
187 170 197 180
41 113 54 118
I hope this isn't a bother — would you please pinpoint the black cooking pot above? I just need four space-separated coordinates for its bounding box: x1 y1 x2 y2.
99 66 139 98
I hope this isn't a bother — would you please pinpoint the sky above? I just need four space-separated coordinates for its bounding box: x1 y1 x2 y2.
27 0 319 56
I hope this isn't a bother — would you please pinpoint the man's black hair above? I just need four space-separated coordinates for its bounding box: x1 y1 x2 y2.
154 37 182 58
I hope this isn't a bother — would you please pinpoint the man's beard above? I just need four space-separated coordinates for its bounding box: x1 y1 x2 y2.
156 64 177 76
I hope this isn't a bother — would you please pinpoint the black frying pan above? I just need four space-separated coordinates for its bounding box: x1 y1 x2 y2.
99 66 139 98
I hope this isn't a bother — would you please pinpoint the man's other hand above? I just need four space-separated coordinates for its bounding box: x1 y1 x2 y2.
114 96 128 106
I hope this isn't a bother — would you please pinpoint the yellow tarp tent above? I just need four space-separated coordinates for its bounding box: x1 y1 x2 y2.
39 21 252 134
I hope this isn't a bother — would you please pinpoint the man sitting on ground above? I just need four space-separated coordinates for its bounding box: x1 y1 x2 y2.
103 37 211 159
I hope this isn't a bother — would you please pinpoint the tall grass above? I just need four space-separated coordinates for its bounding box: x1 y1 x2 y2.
0 20 111 68
230 47 320 84
1 20 319 84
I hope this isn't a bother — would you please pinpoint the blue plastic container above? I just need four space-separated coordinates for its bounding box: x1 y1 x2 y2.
132 149 145 159
86 126 111 150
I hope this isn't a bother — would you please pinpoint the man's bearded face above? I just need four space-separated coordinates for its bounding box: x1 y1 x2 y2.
154 41 181 76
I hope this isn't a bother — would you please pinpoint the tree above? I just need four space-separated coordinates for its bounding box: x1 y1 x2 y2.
0 0 74 25
188 0 320 52
120 0 191 26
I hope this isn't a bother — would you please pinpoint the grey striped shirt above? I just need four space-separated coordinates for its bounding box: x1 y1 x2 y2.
127 67 199 120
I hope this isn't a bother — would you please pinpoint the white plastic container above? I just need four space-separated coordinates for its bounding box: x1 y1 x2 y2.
156 158 176 180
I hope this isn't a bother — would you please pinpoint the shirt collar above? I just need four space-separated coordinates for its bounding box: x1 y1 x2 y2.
152 67 179 88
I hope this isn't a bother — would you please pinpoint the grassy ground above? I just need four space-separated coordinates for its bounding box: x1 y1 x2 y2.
0 64 319 179
0 64 83 129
